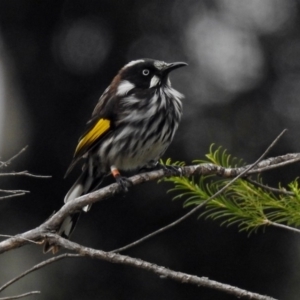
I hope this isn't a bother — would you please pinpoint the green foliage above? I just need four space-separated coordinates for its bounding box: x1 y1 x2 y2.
195 144 245 168
162 145 300 233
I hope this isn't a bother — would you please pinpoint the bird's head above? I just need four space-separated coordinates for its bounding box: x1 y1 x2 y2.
114 59 187 96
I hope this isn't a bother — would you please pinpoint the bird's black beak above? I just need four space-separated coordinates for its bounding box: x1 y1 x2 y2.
163 62 188 74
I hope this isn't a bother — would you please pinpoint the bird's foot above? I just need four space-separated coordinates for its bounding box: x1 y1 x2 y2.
115 176 132 192
111 165 132 192
159 163 182 177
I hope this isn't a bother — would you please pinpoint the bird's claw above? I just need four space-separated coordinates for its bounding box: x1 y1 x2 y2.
116 176 132 192
157 163 182 177
160 164 182 177
139 162 182 176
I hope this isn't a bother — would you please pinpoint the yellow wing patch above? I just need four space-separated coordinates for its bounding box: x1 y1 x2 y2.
75 118 110 157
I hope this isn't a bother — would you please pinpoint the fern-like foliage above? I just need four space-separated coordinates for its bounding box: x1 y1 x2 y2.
162 145 300 233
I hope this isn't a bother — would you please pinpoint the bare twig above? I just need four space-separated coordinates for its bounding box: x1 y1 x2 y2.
0 146 48 178
266 221 300 234
246 178 294 196
0 234 41 245
0 291 40 300
112 130 286 253
0 147 49 201
0 254 79 293
43 234 276 300
0 189 29 194
0 171 51 178
0 193 28 201
0 146 28 169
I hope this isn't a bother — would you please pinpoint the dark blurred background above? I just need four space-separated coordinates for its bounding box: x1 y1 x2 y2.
0 1 300 299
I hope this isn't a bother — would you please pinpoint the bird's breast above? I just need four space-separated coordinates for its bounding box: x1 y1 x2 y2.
97 87 183 172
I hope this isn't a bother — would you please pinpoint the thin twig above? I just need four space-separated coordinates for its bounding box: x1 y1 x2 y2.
0 253 80 293
0 190 29 194
112 130 286 253
0 234 41 245
0 171 51 178
0 291 40 300
0 146 46 179
0 146 28 169
0 193 28 201
246 178 294 196
267 221 300 234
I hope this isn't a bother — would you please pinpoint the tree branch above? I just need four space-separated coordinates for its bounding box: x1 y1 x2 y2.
0 171 51 178
0 254 79 293
246 178 294 196
0 146 28 169
0 193 28 201
0 291 40 300
266 221 300 234
0 146 50 201
43 234 276 300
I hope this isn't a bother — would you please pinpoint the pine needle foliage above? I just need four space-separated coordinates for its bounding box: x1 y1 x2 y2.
163 145 300 233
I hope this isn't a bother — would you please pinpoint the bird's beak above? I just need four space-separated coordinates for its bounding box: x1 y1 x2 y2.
163 62 188 74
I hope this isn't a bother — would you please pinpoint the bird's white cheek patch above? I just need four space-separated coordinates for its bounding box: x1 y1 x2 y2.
117 80 135 96
150 75 160 88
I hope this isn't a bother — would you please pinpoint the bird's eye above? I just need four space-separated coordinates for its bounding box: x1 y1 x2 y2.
142 69 150 76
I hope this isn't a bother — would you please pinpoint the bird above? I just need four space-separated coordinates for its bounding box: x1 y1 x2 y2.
43 58 187 253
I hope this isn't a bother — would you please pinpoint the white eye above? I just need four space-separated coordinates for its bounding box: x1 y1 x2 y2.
142 69 150 76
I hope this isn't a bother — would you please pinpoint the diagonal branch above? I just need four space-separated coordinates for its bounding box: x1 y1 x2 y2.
246 178 294 196
0 193 28 201
0 171 51 178
0 253 80 293
0 190 29 194
0 146 28 169
0 291 40 300
44 234 277 300
265 221 300 234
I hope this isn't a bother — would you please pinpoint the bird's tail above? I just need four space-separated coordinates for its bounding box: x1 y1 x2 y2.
43 166 104 254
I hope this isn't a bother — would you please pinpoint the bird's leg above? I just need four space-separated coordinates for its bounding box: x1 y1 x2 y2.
110 165 132 192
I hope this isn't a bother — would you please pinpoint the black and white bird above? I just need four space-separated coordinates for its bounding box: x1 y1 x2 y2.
44 58 187 253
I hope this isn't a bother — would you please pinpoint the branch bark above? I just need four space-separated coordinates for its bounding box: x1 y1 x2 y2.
38 234 275 300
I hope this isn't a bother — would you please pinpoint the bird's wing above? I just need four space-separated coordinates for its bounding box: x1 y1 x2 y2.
65 87 117 177
74 117 111 158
